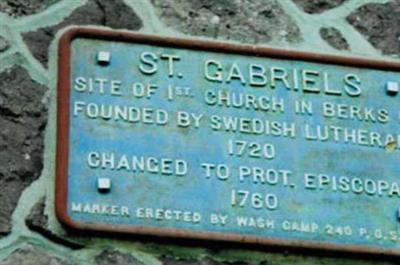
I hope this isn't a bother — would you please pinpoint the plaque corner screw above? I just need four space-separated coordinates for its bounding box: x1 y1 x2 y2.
386 81 398 95
97 51 111 65
97 177 111 192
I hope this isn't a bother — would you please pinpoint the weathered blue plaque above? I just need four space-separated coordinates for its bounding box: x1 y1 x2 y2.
57 27 400 255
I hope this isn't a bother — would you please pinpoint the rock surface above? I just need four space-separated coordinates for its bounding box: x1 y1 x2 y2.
95 249 144 265
347 1 400 55
0 66 47 236
319 27 349 50
293 0 347 14
25 197 84 249
151 0 301 43
25 196 48 230
0 244 70 265
0 36 9 52
0 0 59 18
22 0 142 68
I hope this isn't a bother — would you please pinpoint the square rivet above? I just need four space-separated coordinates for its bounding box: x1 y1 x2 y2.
386 81 399 95
97 177 111 192
97 51 111 65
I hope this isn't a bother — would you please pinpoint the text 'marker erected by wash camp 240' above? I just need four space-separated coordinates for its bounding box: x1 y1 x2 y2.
56 27 400 255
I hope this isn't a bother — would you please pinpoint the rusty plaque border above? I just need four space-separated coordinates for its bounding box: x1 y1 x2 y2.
56 26 400 256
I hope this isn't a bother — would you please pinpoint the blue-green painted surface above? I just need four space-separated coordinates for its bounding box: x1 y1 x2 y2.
67 37 400 251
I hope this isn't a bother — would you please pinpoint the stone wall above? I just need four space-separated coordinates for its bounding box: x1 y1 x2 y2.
0 0 399 264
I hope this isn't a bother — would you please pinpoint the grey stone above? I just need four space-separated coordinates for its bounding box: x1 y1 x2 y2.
0 244 70 265
151 0 301 44
347 1 400 55
161 257 268 265
292 0 347 14
25 197 84 249
26 196 48 229
0 36 10 52
0 66 47 236
0 0 59 18
95 249 144 265
319 27 349 50
22 0 142 68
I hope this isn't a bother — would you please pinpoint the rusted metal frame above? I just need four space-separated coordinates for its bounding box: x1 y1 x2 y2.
56 26 400 256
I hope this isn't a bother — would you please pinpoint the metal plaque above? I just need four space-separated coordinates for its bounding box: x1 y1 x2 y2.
56 27 400 255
